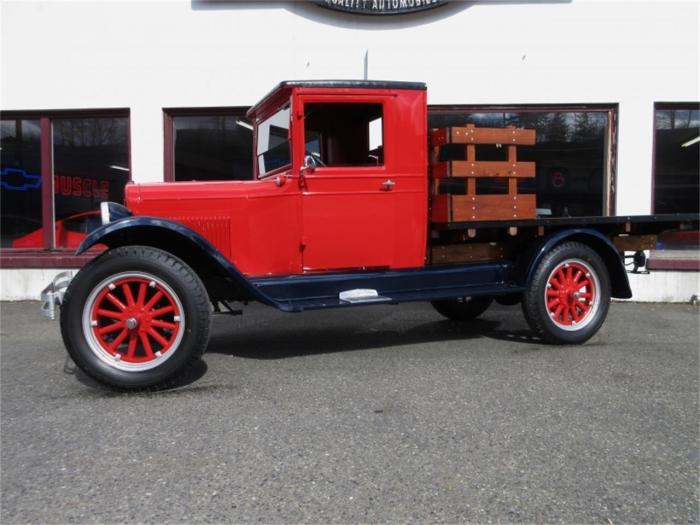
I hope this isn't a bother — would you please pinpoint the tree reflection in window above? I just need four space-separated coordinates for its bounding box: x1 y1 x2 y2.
430 109 611 217
654 106 699 214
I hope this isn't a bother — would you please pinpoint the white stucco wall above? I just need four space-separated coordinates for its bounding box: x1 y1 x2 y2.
1 0 698 301
2 0 698 204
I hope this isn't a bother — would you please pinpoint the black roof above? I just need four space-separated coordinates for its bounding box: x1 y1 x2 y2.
247 80 427 117
276 80 426 90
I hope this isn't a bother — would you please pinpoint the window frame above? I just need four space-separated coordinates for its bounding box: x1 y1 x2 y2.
427 103 619 216
0 109 130 268
163 106 251 182
297 95 390 177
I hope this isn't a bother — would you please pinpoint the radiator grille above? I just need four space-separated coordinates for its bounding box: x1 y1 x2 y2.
170 216 232 257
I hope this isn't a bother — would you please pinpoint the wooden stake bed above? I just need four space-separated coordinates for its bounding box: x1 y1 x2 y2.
430 126 536 146
430 124 537 223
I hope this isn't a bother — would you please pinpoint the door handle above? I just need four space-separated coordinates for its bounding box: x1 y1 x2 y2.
381 179 396 191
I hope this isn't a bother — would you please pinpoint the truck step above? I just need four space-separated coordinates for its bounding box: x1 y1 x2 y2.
338 288 392 304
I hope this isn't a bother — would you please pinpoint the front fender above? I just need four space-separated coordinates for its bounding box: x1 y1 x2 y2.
519 228 632 299
77 216 284 309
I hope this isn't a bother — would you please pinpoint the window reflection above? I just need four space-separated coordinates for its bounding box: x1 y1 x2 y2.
654 107 699 214
429 110 610 217
173 115 253 181
257 106 291 176
1 119 43 248
53 117 129 248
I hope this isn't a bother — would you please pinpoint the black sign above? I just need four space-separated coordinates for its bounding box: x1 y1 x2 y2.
316 0 447 16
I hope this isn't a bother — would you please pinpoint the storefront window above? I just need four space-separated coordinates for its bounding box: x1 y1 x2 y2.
649 103 700 270
171 114 253 181
653 104 699 214
0 111 129 255
429 108 614 217
52 117 129 248
1 119 43 248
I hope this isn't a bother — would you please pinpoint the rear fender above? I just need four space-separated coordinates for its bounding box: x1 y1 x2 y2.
518 228 632 299
77 216 283 308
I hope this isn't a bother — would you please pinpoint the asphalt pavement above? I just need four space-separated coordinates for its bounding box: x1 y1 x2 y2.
1 300 698 524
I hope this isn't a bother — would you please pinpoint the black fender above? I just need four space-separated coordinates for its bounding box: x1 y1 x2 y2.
76 216 287 309
517 228 632 299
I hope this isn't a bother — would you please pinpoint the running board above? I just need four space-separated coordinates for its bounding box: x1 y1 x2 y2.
249 262 523 312
339 288 392 304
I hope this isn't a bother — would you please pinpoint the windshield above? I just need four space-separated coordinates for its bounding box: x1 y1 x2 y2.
256 105 291 176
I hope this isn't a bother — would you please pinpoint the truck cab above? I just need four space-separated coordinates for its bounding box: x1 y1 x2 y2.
125 81 428 276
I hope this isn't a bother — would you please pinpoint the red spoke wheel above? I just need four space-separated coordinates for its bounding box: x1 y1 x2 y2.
522 242 610 344
544 260 600 331
83 273 185 371
60 246 210 390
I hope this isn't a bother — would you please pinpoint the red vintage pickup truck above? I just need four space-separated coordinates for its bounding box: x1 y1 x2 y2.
41 80 699 390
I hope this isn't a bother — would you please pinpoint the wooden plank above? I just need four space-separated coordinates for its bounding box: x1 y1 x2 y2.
508 144 517 162
430 194 537 222
467 143 475 161
431 243 505 264
508 178 518 196
430 125 536 146
432 160 535 178
450 194 537 221
613 234 657 251
467 177 476 195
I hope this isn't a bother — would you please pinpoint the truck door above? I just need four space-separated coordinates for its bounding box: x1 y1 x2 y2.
298 98 402 272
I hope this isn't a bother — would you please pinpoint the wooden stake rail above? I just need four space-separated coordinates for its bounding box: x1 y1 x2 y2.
431 160 535 178
430 126 536 146
430 124 537 223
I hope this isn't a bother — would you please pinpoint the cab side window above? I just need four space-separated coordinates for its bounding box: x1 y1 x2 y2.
304 103 383 167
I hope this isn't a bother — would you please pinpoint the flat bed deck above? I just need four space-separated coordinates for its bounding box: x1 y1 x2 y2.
433 213 700 234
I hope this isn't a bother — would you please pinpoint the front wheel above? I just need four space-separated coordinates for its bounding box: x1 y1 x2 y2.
522 241 611 344
60 246 211 390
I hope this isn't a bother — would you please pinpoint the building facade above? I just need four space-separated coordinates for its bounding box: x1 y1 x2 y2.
1 0 698 300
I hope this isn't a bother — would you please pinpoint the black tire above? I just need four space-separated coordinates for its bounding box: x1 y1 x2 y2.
60 246 211 390
431 296 493 321
522 241 611 344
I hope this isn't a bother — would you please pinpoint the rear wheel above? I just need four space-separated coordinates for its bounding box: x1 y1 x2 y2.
522 242 610 344
61 246 211 390
431 296 493 321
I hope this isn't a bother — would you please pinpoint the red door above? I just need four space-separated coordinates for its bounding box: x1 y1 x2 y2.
298 97 398 272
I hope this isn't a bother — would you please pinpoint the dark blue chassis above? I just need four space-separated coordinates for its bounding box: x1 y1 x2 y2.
75 213 700 313
77 212 698 312
80 216 523 312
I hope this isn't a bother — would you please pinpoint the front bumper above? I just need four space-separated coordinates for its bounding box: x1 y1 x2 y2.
40 271 73 320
